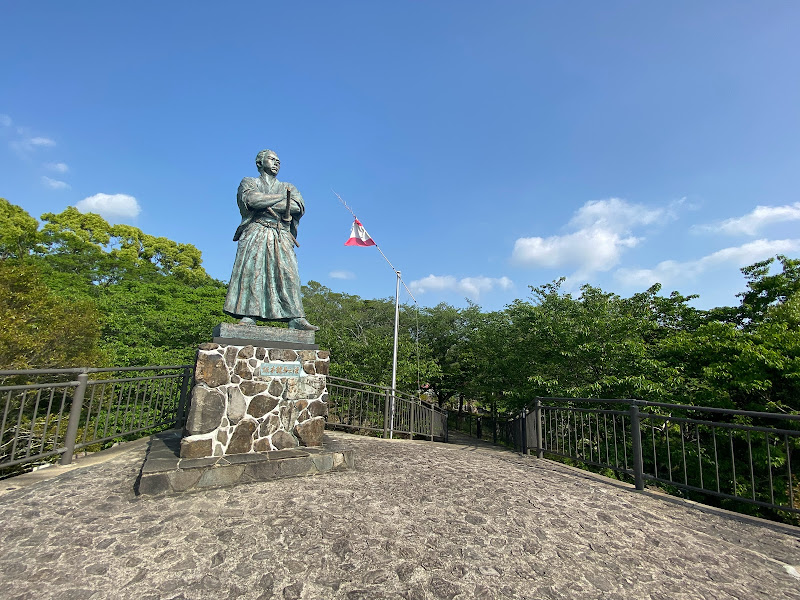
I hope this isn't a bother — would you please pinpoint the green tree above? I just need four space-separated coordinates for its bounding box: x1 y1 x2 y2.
659 256 800 412
97 277 230 366
6 196 800 420
0 200 228 368
736 255 800 327
457 307 515 413
38 207 213 292
497 280 690 406
0 199 41 259
302 281 439 391
418 302 478 406
110 224 208 286
768 293 800 329
0 261 102 369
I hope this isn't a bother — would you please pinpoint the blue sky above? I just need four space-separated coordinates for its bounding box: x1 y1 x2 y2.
2 1 799 312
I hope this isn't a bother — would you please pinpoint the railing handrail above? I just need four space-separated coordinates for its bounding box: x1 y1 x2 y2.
0 381 81 392
0 368 88 376
531 396 800 423
326 375 448 442
2 366 445 476
327 375 425 403
1 364 193 473
0 365 191 377
483 394 800 522
327 375 389 390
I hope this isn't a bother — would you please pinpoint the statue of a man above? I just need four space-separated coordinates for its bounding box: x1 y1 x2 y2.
223 149 317 330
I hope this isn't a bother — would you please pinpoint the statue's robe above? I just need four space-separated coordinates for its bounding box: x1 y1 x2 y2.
223 174 306 321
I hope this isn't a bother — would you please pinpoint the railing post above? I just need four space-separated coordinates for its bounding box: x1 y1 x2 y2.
444 409 449 443
430 405 434 442
389 389 397 439
534 398 543 458
383 389 391 439
409 398 416 440
521 409 527 455
60 373 88 466
629 401 645 490
176 365 192 429
493 413 497 445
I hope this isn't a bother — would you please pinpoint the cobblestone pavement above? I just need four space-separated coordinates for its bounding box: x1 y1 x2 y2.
2 431 800 600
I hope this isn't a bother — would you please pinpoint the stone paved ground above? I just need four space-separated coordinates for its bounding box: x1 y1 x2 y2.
1 431 800 600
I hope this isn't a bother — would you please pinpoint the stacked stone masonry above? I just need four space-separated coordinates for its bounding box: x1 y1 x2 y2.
181 343 329 459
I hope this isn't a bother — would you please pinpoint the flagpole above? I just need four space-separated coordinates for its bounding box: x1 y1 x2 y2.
389 270 401 439
335 189 421 438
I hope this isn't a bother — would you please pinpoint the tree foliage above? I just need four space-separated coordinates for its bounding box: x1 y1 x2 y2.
417 302 484 405
37 206 212 292
0 199 41 259
302 281 440 391
0 199 229 367
737 255 800 327
1 197 798 418
0 260 102 368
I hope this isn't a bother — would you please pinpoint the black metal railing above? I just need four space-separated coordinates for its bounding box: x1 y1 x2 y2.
505 397 800 516
0 365 192 473
447 411 516 446
1 367 448 476
326 376 448 441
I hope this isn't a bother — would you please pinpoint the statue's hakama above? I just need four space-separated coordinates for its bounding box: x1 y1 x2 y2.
223 175 306 321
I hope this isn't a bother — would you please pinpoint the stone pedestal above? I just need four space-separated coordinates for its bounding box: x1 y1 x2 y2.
180 325 329 460
213 321 318 350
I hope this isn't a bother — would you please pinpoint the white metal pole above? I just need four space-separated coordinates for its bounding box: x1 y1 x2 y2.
389 270 401 439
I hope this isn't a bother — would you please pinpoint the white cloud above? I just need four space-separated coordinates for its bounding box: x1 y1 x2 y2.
568 197 668 231
11 133 57 155
42 176 70 190
513 229 641 272
615 239 800 288
410 274 513 300
75 193 141 221
694 203 800 236
512 197 679 275
28 136 56 147
4 119 60 159
46 162 69 173
329 270 355 280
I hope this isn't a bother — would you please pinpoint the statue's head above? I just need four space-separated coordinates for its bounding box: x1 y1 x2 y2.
256 149 280 176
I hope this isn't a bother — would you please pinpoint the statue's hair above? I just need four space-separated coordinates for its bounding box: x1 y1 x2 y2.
255 149 278 171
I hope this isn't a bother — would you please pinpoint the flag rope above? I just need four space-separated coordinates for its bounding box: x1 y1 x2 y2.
332 189 418 301
333 188 422 393
414 300 421 394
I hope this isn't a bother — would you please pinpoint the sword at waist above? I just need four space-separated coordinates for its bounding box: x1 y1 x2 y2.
252 217 300 247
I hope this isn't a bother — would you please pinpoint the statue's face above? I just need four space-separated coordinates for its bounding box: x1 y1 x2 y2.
261 153 280 176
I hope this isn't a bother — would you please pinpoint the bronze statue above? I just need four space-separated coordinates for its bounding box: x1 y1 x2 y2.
224 149 317 330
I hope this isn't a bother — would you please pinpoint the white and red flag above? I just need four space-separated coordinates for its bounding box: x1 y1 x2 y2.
345 218 376 247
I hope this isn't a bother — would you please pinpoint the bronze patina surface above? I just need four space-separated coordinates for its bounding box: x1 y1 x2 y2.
224 149 317 332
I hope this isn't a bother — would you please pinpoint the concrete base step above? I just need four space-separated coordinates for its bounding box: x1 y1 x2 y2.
137 429 353 496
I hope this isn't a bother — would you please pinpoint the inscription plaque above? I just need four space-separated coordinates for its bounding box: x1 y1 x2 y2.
255 361 305 378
